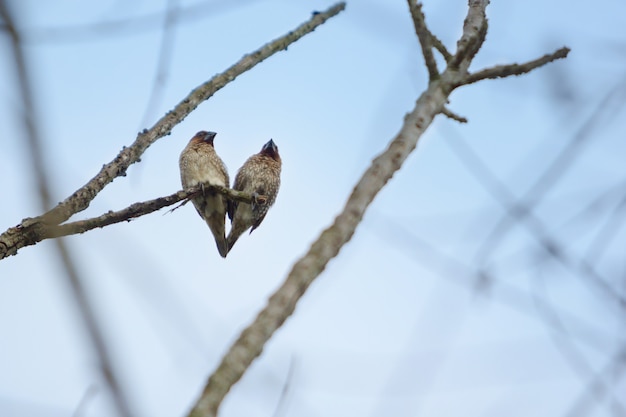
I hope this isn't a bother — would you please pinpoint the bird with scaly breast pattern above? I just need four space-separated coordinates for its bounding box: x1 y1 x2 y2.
179 131 230 258
227 139 281 253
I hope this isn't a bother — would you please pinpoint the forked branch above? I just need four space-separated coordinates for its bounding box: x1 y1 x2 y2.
185 1 570 416
43 185 262 239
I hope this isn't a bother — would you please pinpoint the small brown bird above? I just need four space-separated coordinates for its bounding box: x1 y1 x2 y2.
227 139 281 253
179 131 230 258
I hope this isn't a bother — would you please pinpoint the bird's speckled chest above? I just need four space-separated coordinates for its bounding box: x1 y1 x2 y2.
179 145 229 188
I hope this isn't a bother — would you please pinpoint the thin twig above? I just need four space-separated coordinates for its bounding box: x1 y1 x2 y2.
271 356 297 417
431 33 452 62
139 0 179 127
440 106 467 123
407 0 439 80
72 384 99 417
462 47 570 85
0 2 347 260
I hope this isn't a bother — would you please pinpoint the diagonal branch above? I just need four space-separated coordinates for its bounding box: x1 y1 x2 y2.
185 1 570 416
0 2 347 260
407 0 439 80
189 46 569 415
431 34 452 63
461 47 571 85
187 61 450 417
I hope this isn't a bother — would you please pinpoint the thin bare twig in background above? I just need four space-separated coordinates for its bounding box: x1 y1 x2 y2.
271 356 297 417
367 212 619 352
531 270 626 416
139 0 179 128
474 81 626 268
186 1 569 415
554 181 626 243
582 192 626 267
72 384 99 417
19 0 263 44
0 2 132 416
0 2 347 260
564 348 626 417
441 125 626 309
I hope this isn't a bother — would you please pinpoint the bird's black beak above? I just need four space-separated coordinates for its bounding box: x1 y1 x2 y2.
263 139 277 152
200 131 217 144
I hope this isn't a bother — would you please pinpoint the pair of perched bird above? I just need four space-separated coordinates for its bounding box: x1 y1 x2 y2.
179 131 281 258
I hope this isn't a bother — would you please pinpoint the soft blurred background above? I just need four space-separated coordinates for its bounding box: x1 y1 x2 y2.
1 0 625 416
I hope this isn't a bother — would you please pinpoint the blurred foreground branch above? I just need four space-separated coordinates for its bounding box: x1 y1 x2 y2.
186 1 569 416
0 2 347 260
0 1 133 416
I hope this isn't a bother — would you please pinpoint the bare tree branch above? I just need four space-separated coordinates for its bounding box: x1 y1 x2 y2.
3 0 574 415
431 34 452 63
45 185 261 239
407 0 439 80
0 184 261 248
188 73 450 417
0 2 347 260
440 106 468 123
449 0 489 69
462 47 570 85
185 1 570 416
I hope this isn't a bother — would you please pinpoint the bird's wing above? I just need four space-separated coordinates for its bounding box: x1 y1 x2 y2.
250 212 267 233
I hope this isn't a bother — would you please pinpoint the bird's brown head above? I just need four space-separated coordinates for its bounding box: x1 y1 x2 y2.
260 139 280 162
191 131 217 146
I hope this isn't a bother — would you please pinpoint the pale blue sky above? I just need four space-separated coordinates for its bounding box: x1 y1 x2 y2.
1 0 625 416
